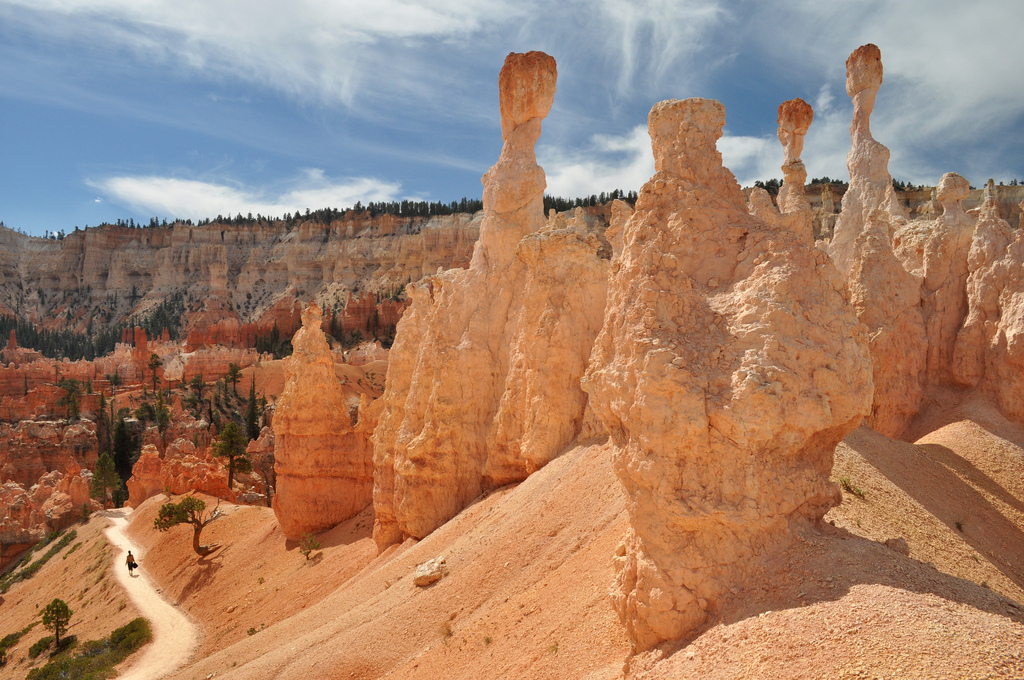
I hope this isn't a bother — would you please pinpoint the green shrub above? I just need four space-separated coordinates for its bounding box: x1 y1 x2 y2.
839 477 866 499
52 635 77 657
27 618 152 680
28 636 53 659
299 532 321 560
61 542 82 560
0 621 38 662
108 618 151 654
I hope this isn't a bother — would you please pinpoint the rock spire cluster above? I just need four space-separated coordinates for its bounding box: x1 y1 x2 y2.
952 180 1024 422
582 97 872 650
371 52 612 549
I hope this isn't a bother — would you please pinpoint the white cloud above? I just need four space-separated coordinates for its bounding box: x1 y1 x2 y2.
541 123 792 196
736 0 1024 184
88 171 401 220
594 0 729 95
717 134 778 187
540 125 653 198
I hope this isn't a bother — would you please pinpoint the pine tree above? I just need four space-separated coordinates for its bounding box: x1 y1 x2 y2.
147 353 162 391
112 416 135 482
246 375 260 442
90 452 121 507
214 422 250 490
41 599 72 646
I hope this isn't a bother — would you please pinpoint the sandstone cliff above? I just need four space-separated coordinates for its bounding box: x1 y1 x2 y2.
0 211 479 350
582 97 872 651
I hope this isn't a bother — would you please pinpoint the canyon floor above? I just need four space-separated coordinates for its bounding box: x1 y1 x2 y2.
2 394 1023 679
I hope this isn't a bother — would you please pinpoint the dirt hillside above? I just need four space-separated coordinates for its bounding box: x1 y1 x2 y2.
3 396 1023 678
0 512 143 678
111 398 1024 679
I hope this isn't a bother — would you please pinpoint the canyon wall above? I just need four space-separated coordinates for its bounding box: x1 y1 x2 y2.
0 211 480 348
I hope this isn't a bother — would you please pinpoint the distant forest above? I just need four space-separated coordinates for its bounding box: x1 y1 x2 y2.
0 292 185 362
39 190 639 239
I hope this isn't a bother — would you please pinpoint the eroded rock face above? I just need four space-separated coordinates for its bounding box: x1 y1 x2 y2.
1 464 101 569
272 301 372 539
826 44 925 438
847 210 926 436
892 173 975 385
373 51 609 550
0 420 98 487
582 97 872 651
126 442 235 508
828 44 908 278
952 181 1024 421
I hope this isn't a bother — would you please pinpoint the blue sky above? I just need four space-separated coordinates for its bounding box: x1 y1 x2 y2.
2 0 1022 236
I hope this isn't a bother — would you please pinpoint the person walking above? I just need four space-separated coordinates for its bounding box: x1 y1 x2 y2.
126 550 139 576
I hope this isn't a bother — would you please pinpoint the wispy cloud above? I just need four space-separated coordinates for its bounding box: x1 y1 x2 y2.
1 0 521 113
88 170 401 220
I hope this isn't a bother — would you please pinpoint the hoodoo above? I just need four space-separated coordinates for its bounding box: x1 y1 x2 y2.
828 43 926 438
373 51 610 550
272 301 373 539
582 97 873 651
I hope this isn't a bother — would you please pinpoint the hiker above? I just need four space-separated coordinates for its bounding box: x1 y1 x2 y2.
126 550 139 576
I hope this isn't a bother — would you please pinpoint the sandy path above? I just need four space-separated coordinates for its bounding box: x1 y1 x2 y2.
103 509 199 680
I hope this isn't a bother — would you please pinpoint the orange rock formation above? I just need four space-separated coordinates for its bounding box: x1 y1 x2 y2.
373 51 610 549
272 301 373 539
126 442 235 508
582 97 873 651
825 44 926 438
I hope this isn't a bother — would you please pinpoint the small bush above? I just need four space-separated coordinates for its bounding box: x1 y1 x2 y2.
108 618 152 654
299 533 321 561
61 542 82 560
0 621 38 663
839 477 866 499
52 635 77 656
28 636 53 659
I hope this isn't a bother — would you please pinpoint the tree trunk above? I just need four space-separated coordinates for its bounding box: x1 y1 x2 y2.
192 522 219 556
